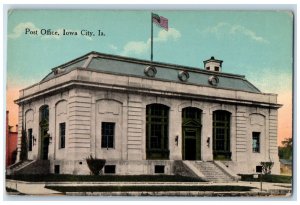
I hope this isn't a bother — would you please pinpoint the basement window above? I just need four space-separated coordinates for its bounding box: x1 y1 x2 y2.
54 165 60 174
104 165 116 174
154 165 165 174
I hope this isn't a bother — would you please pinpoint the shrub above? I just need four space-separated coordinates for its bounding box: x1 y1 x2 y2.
260 161 274 175
86 155 106 175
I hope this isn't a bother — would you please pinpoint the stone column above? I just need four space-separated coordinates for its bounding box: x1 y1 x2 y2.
127 94 143 160
269 109 280 174
201 108 213 161
90 97 96 158
169 106 182 160
32 104 40 160
48 102 56 160
16 104 23 162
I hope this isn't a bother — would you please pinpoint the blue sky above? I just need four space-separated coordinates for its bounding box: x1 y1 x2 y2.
6 10 293 143
7 10 293 92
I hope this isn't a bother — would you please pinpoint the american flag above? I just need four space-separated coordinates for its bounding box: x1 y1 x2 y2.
152 13 168 31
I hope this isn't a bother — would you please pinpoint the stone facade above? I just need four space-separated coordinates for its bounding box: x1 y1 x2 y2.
15 52 281 175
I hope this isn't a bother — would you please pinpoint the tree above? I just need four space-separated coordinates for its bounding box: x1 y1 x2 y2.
260 161 274 175
20 128 28 161
278 137 292 160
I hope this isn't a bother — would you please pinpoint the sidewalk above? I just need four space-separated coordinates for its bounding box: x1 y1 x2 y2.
5 179 292 196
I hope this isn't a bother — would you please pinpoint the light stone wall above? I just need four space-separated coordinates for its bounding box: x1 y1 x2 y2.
60 88 279 175
54 100 68 160
16 69 280 175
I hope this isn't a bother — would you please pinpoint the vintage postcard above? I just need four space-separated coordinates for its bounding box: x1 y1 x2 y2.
5 9 293 197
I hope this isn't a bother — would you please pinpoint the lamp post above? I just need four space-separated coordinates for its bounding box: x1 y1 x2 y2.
256 165 263 191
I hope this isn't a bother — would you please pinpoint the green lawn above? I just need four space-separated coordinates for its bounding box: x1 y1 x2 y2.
239 174 292 183
45 185 254 193
6 174 205 182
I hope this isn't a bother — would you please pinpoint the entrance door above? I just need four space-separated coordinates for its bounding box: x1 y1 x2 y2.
183 129 198 160
182 107 202 160
39 105 49 160
41 125 49 160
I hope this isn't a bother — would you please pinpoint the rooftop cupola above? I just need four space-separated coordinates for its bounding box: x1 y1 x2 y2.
203 56 223 72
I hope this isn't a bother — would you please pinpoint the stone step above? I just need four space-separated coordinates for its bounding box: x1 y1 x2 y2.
192 161 234 182
6 160 34 175
7 160 50 175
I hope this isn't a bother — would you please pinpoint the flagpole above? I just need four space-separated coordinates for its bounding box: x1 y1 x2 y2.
151 12 153 61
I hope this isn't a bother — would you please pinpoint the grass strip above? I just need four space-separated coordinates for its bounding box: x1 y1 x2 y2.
45 185 254 193
6 174 205 182
239 174 292 183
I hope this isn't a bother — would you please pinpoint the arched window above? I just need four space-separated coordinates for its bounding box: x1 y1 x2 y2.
146 104 169 159
40 105 49 124
213 110 231 160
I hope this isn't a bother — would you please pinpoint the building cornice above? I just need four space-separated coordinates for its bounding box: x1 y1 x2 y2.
15 69 282 109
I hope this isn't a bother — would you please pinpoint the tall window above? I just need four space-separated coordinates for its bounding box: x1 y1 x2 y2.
40 106 49 123
59 123 66 149
213 110 231 160
146 104 169 159
101 122 115 149
28 128 33 151
252 132 260 153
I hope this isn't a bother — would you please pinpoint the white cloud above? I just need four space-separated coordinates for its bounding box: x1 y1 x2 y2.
121 28 181 56
122 41 149 55
204 22 228 34
8 22 40 39
203 22 268 43
109 44 118 50
154 28 181 42
229 24 268 43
